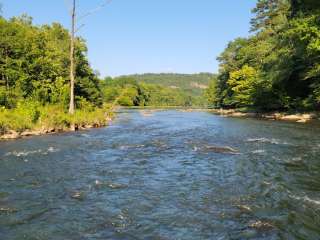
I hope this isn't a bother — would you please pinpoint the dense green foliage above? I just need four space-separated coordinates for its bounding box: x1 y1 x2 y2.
124 73 213 96
206 0 320 111
0 15 102 109
0 103 111 134
101 77 201 107
0 14 109 133
107 73 215 107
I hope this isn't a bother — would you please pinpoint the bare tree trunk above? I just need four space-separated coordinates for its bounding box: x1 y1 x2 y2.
69 0 76 115
5 49 9 90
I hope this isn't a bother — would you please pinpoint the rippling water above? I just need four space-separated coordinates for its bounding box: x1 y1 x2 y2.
0 110 320 239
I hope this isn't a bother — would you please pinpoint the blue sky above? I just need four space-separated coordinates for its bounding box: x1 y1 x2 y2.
1 0 256 77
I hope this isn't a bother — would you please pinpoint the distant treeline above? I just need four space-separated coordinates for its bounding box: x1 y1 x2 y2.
121 73 214 96
101 76 206 107
206 0 320 111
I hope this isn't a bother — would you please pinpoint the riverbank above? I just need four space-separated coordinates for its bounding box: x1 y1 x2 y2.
122 107 320 123
0 118 113 140
0 105 114 140
208 109 320 123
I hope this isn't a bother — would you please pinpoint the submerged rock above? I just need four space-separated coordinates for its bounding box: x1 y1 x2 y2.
94 180 127 190
249 220 274 231
140 110 154 117
236 204 253 214
0 207 18 214
70 191 85 201
0 192 9 199
237 229 258 239
108 183 127 189
203 145 239 154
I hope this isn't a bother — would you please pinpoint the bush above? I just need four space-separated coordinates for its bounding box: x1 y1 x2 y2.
0 101 113 134
0 101 41 133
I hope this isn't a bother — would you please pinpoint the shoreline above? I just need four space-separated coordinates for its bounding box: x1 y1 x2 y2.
122 107 320 123
2 108 319 141
0 116 113 141
128 107 320 124
208 109 320 123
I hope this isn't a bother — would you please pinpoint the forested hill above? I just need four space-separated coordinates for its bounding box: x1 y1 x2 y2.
118 73 215 96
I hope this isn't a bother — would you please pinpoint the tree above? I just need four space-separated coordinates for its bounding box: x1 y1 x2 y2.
0 14 102 109
205 78 218 107
67 0 112 115
251 0 290 33
205 0 320 111
227 65 259 107
68 0 76 114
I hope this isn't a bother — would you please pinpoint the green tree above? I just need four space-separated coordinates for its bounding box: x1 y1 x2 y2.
227 65 258 107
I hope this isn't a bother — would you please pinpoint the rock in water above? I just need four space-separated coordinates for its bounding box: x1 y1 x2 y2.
0 207 18 214
249 220 274 231
1 130 20 139
70 191 85 201
204 145 239 154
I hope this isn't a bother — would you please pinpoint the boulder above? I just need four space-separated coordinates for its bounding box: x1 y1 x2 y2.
1 130 20 140
20 130 41 137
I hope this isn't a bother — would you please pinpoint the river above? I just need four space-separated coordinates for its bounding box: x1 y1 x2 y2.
0 109 320 239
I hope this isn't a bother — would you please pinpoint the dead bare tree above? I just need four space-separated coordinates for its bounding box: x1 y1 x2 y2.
66 0 112 115
69 0 76 114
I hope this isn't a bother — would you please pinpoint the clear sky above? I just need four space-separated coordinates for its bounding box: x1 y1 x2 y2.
1 0 256 77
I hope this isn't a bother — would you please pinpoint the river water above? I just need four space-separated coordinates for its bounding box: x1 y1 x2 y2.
0 110 320 240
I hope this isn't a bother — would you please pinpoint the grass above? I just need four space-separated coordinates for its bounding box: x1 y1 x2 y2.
0 102 113 135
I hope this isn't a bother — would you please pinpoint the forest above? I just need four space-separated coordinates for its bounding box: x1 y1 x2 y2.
126 73 213 96
101 77 196 107
101 73 213 107
205 0 320 111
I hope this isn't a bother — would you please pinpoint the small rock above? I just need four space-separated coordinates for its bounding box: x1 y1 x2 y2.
297 119 308 123
0 207 18 214
20 130 41 137
108 183 127 189
236 205 252 214
249 220 274 231
70 124 76 132
46 128 55 133
70 191 85 200
204 145 239 154
95 180 102 186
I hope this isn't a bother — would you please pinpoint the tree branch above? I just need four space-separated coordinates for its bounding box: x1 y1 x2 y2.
75 23 85 33
77 0 112 22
